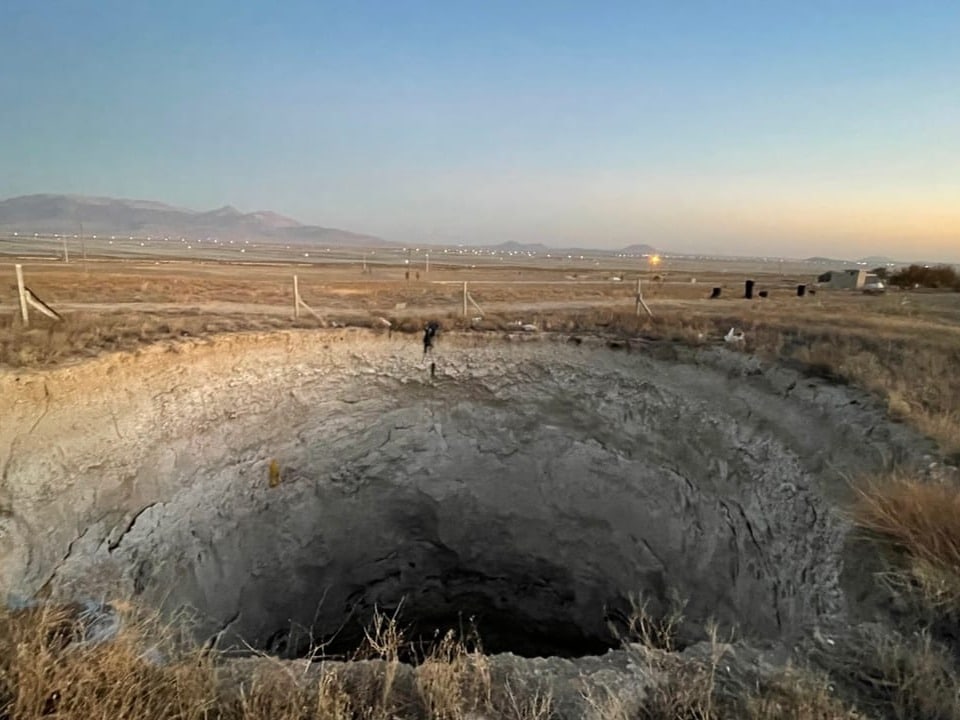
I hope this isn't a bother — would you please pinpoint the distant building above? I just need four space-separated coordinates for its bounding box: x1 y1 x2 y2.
817 269 874 289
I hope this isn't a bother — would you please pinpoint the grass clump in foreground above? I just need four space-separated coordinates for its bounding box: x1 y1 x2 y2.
855 472 960 616
0 598 884 720
847 472 960 719
0 604 524 720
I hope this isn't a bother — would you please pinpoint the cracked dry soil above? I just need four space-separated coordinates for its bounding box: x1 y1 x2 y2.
0 328 936 703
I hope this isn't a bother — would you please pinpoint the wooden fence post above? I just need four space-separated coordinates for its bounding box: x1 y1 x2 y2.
463 281 468 317
635 278 653 318
15 264 29 326
293 275 300 319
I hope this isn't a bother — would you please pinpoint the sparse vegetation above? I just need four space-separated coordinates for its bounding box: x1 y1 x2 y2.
745 668 866 720
889 264 960 290
0 606 552 720
812 623 960 720
854 472 960 622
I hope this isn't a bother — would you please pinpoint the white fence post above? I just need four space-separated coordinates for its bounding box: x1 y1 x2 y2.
636 278 653 318
15 264 29 326
294 275 300 319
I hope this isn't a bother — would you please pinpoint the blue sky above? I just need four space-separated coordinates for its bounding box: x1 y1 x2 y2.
2 1 958 259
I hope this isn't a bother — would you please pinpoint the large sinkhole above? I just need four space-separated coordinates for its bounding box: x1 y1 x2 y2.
0 331 928 659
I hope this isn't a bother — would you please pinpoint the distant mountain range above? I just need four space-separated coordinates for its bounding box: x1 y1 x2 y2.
0 194 388 247
0 193 664 254
805 255 900 266
487 241 658 256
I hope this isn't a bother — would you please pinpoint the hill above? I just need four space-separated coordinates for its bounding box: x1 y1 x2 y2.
0 194 388 247
619 243 658 255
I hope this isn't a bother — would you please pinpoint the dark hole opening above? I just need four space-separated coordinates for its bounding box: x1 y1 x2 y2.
260 603 619 662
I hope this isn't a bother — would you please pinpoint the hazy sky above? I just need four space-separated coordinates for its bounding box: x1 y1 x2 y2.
2 1 958 260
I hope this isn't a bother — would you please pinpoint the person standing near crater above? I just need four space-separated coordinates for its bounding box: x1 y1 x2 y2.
423 320 440 357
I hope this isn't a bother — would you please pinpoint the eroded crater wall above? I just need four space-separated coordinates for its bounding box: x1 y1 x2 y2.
0 330 934 655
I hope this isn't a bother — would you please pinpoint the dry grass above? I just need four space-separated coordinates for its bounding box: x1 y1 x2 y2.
607 596 863 720
745 668 866 720
812 624 960 720
847 474 960 718
0 605 550 720
0 591 942 720
0 312 328 368
0 603 216 720
854 473 960 614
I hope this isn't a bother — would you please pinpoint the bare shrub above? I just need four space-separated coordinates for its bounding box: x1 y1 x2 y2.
745 667 865 720
415 629 492 720
813 625 960 720
854 473 960 615
0 603 214 720
889 265 960 290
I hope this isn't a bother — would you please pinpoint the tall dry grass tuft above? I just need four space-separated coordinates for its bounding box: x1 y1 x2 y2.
813 624 960 720
358 607 406 717
609 595 729 720
744 668 865 720
415 629 492 720
854 473 960 613
0 603 215 720
229 669 355 720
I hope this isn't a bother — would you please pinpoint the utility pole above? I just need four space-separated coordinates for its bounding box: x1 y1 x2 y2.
79 220 88 275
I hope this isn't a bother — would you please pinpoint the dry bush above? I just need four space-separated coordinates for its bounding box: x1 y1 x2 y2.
612 593 688 651
0 603 503 720
415 629 492 720
498 680 554 720
228 670 354 720
744 668 865 720
607 595 728 720
813 625 960 720
0 603 215 720
611 597 865 720
854 473 960 614
889 265 960 290
786 334 960 453
356 607 406 717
